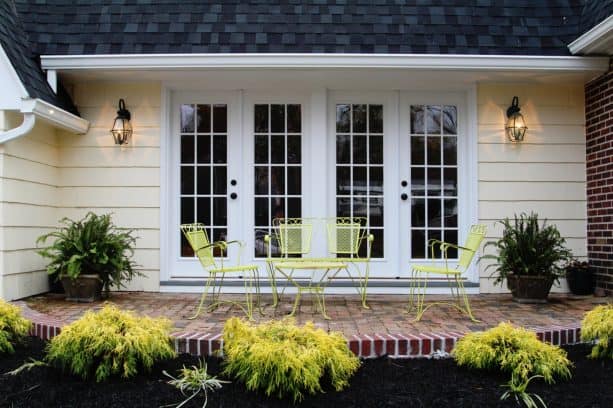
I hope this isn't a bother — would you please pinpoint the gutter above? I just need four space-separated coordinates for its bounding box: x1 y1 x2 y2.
0 98 90 144
40 53 610 72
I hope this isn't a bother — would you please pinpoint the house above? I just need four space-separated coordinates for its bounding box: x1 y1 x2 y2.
0 0 611 301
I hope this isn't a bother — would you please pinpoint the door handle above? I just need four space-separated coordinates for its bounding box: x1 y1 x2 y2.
230 193 238 200
401 193 408 201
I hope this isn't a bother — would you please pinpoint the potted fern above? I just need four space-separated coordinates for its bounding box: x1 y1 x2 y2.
483 212 571 303
37 212 140 302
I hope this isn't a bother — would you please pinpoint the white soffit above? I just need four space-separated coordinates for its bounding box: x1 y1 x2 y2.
568 15 613 56
41 53 609 72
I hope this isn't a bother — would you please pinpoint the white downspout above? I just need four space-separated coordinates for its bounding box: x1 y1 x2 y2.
0 113 36 144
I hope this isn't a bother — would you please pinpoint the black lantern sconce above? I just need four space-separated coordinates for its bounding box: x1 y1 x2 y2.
505 96 527 143
110 99 132 145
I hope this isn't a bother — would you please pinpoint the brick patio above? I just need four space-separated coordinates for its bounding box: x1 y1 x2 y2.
17 292 610 358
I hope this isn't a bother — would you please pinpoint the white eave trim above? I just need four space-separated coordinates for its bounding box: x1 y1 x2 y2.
41 53 610 72
568 15 613 55
21 98 89 134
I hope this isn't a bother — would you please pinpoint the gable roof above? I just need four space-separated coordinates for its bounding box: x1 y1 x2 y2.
13 0 600 56
0 0 78 115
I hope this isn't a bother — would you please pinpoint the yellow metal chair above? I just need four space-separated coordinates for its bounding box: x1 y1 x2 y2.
181 223 260 320
265 218 347 320
325 217 374 309
408 224 487 322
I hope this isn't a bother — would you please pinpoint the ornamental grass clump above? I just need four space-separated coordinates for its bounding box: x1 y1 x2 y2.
453 322 571 384
46 304 176 382
581 304 613 360
222 317 360 402
0 300 31 354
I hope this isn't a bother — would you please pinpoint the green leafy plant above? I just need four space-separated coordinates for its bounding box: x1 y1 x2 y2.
453 322 571 384
222 317 360 402
500 374 547 408
37 212 141 294
163 360 229 408
581 304 613 359
0 300 31 354
482 212 571 286
46 304 176 382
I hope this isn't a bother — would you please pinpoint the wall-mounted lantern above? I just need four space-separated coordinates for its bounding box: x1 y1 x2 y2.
110 99 132 145
505 96 527 142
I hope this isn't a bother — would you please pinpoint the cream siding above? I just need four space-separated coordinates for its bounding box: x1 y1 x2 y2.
477 83 587 293
58 82 162 292
0 112 59 300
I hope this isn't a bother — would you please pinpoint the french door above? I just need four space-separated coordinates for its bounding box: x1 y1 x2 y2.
168 90 474 286
169 91 307 278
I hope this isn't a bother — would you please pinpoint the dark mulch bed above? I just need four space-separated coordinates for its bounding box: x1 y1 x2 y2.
1 337 611 407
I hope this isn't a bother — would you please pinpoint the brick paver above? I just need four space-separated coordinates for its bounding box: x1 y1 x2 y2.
23 292 609 336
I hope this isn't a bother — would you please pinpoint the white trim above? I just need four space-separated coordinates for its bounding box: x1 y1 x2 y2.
20 98 89 134
0 44 29 99
46 69 57 93
159 85 172 283
568 15 613 55
41 53 609 72
0 98 89 144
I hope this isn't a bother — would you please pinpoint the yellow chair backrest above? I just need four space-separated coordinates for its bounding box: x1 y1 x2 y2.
457 224 487 269
273 218 313 256
180 223 216 268
326 217 366 255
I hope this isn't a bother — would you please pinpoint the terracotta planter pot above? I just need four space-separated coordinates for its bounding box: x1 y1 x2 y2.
506 274 554 303
61 274 103 302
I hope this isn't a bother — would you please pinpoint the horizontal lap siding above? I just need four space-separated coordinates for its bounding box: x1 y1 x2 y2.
477 83 586 294
0 115 59 300
59 82 162 292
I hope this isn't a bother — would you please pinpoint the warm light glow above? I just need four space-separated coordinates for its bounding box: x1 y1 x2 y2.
110 99 132 145
505 96 527 142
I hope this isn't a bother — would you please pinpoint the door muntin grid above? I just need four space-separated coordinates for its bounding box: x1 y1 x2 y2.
179 104 228 257
253 104 302 257
335 104 384 258
409 105 458 259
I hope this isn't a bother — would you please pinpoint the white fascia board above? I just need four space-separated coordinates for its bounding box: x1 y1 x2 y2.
21 98 89 134
0 44 29 109
568 15 613 55
40 53 610 72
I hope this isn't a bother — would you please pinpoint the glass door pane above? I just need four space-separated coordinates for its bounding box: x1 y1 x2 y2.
179 103 228 257
253 104 302 257
335 104 384 258
409 104 458 259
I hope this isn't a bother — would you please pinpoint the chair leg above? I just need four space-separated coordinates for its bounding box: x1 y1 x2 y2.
315 287 331 320
289 287 302 317
456 276 479 322
189 274 215 320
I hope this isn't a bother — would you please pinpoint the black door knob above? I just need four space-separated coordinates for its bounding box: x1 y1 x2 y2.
401 180 408 187
230 193 238 200
230 179 237 186
401 193 408 201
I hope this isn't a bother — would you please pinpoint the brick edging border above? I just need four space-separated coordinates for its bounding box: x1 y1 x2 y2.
15 302 583 359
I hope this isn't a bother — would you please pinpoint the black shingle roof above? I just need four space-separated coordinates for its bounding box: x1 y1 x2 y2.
580 0 613 36
12 0 609 56
0 0 78 114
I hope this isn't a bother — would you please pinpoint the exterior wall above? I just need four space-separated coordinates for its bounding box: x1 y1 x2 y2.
477 83 587 293
586 66 613 295
58 82 162 292
0 111 59 300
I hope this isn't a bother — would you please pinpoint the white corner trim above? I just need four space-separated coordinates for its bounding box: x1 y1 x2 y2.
0 112 35 144
0 43 29 99
46 69 58 93
20 98 89 134
40 53 610 72
568 15 613 55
